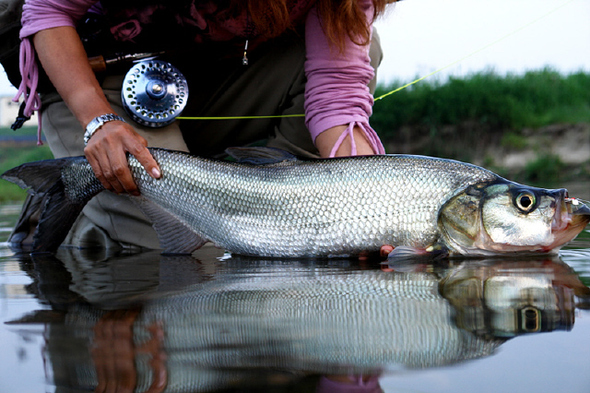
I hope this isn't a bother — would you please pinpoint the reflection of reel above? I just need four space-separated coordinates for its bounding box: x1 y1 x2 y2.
121 60 188 128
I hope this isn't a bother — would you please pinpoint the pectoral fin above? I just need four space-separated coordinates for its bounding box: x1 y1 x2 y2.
132 197 208 255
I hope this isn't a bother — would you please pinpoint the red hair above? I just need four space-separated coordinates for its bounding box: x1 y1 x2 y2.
315 0 397 51
246 0 398 51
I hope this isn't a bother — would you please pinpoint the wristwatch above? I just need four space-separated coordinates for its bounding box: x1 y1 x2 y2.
84 114 126 145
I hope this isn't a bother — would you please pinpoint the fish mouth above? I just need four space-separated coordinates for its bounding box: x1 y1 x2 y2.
548 195 590 251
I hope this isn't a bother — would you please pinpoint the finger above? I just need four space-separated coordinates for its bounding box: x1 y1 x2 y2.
357 250 370 261
99 157 128 195
93 312 119 393
112 310 138 393
86 122 141 195
85 148 115 192
127 142 161 179
85 140 129 194
105 147 139 196
380 245 394 258
147 356 168 393
93 319 108 393
145 322 167 393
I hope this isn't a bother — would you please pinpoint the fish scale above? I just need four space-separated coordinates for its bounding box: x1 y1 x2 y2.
124 149 497 257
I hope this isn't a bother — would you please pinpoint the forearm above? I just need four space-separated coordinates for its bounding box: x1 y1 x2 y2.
304 4 384 158
33 26 115 128
315 125 376 157
33 26 159 195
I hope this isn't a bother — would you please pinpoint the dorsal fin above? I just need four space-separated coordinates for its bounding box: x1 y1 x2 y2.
225 147 298 165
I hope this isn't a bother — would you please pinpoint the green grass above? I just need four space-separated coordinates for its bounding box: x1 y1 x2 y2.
0 126 38 138
372 68 590 139
0 144 53 203
522 153 567 185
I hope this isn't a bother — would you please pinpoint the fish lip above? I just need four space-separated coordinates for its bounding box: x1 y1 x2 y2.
566 196 590 215
551 191 569 232
549 194 590 250
557 195 590 228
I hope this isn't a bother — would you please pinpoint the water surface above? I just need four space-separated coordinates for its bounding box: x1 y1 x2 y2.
1 202 590 393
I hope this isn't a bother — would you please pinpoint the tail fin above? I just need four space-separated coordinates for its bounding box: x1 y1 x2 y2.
2 157 102 253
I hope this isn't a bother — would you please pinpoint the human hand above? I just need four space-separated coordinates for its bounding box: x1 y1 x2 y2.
318 375 382 393
32 27 160 195
84 121 161 196
380 245 394 258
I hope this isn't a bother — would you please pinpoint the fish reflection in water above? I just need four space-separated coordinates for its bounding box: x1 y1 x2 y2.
439 259 589 338
8 250 590 393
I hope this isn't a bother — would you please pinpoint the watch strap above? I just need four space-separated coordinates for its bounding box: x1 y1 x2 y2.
84 114 126 145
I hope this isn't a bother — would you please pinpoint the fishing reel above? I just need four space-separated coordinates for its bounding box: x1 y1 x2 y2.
121 60 189 128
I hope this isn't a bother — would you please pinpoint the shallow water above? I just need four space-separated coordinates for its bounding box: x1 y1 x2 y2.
1 202 590 393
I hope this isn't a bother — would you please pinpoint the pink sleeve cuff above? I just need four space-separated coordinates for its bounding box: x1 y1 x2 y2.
19 0 96 38
13 0 98 144
328 120 385 157
304 1 384 157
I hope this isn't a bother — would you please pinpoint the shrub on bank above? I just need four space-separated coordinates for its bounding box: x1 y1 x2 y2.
372 68 590 139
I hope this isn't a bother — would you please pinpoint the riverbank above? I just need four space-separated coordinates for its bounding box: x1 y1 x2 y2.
382 121 590 186
372 69 590 185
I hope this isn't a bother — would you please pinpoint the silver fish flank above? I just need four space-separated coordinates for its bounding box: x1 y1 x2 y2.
3 147 589 256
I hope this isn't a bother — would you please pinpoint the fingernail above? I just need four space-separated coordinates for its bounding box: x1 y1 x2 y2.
152 168 161 178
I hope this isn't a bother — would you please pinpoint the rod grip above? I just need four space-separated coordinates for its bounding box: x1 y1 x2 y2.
88 55 107 73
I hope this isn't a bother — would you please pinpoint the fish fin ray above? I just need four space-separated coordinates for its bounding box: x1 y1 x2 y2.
225 147 299 165
132 198 208 254
387 245 449 262
387 246 434 258
33 187 87 252
2 158 71 194
2 157 99 253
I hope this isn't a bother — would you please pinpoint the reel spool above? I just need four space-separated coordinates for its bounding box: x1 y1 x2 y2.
121 60 189 128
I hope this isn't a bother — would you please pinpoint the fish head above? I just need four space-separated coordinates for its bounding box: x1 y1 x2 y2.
439 181 590 255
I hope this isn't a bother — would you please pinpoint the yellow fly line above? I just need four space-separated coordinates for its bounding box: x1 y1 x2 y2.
177 0 575 121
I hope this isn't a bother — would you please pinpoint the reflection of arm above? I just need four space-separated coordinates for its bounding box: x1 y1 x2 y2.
93 310 167 393
304 1 385 157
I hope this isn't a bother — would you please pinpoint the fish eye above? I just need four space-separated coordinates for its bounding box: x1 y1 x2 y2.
515 192 536 213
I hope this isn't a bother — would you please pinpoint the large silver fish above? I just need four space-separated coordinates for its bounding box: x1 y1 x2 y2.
2 147 589 256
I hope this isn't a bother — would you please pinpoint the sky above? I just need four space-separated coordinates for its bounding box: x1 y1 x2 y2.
1 0 589 96
373 0 590 85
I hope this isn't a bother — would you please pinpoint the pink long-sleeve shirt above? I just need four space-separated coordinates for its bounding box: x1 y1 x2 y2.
16 0 384 155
